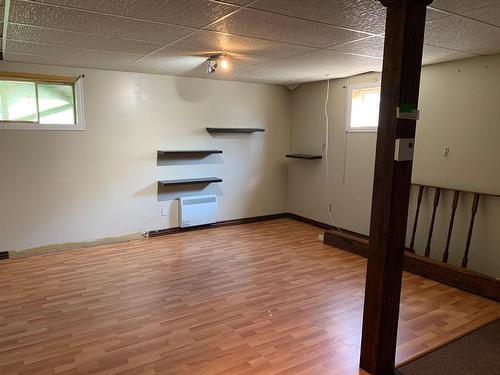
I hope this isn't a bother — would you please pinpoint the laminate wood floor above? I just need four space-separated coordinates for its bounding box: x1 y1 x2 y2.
1 219 499 375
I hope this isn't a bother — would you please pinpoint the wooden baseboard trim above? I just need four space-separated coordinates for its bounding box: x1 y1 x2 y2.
285 214 371 240
324 230 500 302
286 213 333 230
148 213 359 238
324 230 369 257
147 213 289 237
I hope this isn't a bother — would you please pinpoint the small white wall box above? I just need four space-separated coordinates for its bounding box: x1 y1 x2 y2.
179 195 217 228
394 138 415 161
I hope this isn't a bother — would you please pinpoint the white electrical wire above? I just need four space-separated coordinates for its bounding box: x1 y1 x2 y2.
324 79 343 233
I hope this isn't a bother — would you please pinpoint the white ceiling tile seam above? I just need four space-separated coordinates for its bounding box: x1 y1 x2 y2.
18 0 236 29
119 0 265 71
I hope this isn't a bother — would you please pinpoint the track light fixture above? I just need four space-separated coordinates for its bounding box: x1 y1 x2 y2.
207 53 230 75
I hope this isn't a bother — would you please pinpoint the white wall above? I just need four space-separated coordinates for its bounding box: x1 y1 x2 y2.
0 62 290 253
288 55 500 278
288 74 379 235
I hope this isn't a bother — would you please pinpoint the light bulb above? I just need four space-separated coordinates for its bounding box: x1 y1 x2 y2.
219 58 230 71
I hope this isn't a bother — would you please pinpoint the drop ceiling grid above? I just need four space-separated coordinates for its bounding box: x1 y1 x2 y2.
2 0 500 84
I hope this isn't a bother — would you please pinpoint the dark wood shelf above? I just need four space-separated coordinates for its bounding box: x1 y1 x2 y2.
286 154 322 160
206 127 265 134
158 177 222 186
158 150 223 156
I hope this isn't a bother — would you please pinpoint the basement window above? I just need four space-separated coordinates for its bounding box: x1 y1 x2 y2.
346 82 381 133
0 72 85 130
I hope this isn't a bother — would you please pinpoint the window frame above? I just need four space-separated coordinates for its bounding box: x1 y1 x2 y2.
0 74 85 131
345 81 381 133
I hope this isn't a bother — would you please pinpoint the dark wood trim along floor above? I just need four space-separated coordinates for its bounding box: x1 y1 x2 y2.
148 212 365 238
324 230 500 303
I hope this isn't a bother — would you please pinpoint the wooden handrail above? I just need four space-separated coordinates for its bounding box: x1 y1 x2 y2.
411 183 500 199
409 184 497 271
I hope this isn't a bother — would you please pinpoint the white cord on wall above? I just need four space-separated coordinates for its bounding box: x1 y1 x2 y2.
324 79 343 233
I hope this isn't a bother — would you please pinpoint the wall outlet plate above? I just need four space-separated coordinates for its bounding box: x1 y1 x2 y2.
162 207 169 216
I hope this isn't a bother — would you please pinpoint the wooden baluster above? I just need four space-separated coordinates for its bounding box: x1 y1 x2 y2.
424 187 441 258
409 185 425 253
442 190 460 263
461 193 480 269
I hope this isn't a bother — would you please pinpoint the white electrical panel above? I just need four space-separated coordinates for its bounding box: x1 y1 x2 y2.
394 138 415 161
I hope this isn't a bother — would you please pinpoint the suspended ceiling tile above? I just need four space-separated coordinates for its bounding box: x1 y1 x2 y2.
250 0 385 34
249 0 446 35
430 0 500 13
9 0 195 43
464 4 500 27
330 36 384 58
6 41 142 69
254 49 382 77
208 8 368 48
425 16 500 55
231 67 324 85
6 52 131 70
330 36 473 60
7 24 164 55
174 30 314 60
25 0 239 28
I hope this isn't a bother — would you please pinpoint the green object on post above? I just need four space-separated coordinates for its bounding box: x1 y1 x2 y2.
399 103 415 113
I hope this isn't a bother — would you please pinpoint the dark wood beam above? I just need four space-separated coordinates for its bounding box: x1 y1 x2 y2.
360 1 432 374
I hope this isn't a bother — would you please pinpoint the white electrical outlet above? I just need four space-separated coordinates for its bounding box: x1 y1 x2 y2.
442 147 450 157
161 207 168 216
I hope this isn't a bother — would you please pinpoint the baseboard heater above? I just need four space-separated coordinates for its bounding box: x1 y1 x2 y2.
179 194 217 228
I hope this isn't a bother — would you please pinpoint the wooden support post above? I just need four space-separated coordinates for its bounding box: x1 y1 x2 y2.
462 193 480 268
409 185 425 253
360 1 432 374
442 190 460 263
424 187 441 257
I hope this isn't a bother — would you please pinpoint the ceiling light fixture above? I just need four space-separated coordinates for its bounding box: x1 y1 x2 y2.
219 57 230 71
207 53 230 75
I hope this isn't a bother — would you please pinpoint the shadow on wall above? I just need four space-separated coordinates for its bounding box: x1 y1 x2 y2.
174 75 213 103
156 183 223 202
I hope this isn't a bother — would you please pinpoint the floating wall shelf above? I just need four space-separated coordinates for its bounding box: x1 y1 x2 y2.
286 154 323 160
158 177 223 186
206 127 265 134
158 150 223 156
